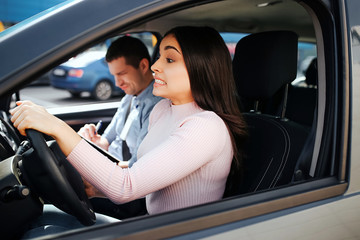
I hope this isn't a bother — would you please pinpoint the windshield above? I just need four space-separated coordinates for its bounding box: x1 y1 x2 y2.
0 0 76 39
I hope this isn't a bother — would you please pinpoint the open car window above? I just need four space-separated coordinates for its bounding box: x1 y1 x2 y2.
17 32 159 108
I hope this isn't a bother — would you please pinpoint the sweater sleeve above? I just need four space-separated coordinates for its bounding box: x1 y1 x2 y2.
67 111 231 204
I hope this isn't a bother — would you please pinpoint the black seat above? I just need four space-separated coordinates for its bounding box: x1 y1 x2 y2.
286 58 318 127
232 31 310 194
304 57 318 87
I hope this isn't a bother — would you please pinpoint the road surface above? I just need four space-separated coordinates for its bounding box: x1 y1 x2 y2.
19 85 122 108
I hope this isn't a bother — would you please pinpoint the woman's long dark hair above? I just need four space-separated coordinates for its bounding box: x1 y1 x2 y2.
165 26 247 197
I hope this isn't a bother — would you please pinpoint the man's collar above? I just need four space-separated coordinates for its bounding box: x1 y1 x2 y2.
134 80 154 101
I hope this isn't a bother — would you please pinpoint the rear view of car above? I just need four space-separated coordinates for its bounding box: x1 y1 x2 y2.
50 49 124 100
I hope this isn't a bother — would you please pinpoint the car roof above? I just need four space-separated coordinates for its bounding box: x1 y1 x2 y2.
0 0 314 94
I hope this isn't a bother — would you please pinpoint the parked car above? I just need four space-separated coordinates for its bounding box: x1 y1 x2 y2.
50 48 124 101
0 0 359 239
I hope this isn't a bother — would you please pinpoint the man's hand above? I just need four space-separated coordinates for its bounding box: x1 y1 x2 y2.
78 124 110 150
78 124 101 142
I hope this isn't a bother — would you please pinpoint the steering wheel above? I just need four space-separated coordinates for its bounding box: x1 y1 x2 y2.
22 129 96 226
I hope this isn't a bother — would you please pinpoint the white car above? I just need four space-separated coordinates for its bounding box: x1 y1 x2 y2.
0 0 359 239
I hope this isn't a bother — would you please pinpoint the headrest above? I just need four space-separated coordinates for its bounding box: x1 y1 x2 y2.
305 58 317 86
233 31 298 100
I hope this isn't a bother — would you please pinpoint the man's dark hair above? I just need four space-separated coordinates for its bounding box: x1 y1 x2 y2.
105 36 151 68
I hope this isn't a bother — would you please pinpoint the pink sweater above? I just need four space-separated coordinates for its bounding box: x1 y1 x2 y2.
67 99 233 214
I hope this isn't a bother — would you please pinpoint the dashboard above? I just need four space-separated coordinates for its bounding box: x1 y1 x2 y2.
0 111 20 161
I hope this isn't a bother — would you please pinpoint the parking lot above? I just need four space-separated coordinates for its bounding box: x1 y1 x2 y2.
20 85 122 108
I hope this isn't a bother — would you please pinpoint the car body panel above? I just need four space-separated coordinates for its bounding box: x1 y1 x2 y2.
348 0 360 195
176 192 360 240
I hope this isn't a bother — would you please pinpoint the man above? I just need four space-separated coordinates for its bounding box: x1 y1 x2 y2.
79 36 161 168
78 36 162 219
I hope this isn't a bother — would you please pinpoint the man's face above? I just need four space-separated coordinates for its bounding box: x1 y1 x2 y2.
108 57 148 96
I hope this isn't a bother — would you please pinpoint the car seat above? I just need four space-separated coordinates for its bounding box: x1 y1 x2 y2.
232 31 310 194
286 57 318 127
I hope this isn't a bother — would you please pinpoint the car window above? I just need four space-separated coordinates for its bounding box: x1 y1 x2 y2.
220 32 248 58
18 32 158 108
220 32 317 85
295 42 317 85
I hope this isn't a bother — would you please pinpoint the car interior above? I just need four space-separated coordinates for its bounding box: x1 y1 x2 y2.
0 0 343 238
232 30 311 194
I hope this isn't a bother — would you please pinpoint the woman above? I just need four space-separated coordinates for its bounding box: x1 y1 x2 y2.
11 26 247 217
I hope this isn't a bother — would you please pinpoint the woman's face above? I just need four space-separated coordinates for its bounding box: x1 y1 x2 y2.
151 34 194 105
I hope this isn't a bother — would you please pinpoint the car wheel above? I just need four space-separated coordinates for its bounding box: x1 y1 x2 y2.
93 80 112 101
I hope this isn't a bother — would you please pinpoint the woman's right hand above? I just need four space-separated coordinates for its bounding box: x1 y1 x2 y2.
82 178 105 198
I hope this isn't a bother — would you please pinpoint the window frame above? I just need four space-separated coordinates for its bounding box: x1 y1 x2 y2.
59 1 349 238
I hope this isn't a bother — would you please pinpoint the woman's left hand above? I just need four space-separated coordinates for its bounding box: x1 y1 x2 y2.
10 100 62 137
10 100 82 156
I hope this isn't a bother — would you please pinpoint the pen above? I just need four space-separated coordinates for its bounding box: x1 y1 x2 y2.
95 120 102 134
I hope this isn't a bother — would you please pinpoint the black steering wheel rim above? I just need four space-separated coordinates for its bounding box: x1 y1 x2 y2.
24 129 96 226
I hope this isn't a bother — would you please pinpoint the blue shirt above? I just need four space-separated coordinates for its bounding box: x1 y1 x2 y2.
102 81 162 167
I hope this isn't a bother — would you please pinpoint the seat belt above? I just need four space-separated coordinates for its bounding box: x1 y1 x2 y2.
120 96 138 161
292 105 317 181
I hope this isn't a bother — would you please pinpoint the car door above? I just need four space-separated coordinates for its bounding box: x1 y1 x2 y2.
0 0 358 239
